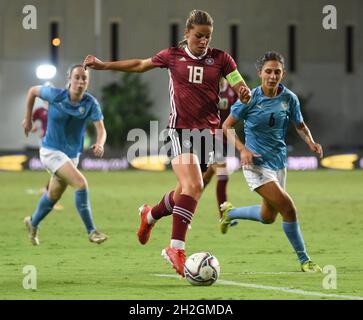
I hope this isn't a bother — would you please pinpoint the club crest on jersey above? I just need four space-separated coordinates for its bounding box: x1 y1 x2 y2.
183 140 192 148
78 107 85 114
205 58 214 65
281 101 288 110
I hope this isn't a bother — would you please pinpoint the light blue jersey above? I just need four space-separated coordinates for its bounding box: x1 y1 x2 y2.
231 84 303 170
38 86 103 158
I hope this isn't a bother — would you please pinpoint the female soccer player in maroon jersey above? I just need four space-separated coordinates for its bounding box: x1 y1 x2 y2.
84 9 251 277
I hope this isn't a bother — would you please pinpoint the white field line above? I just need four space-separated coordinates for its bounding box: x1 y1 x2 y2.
241 272 299 275
153 274 363 300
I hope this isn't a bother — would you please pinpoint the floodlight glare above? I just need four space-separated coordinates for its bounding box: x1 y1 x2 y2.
36 64 57 79
52 38 61 46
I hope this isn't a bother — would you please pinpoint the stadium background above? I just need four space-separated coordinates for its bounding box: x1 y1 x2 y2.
0 0 362 172
0 0 362 302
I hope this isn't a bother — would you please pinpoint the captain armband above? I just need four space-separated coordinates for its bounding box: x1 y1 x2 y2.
226 70 244 87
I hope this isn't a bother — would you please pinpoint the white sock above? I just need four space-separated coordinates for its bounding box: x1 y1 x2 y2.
170 239 185 250
147 211 156 224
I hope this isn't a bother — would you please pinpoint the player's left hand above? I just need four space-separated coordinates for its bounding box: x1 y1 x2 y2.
91 144 104 158
309 142 323 158
239 86 251 104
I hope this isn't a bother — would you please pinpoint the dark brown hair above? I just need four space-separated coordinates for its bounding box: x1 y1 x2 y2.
255 51 285 71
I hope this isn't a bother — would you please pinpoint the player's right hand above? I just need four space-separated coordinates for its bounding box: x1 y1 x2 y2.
240 147 261 166
239 86 252 104
91 144 104 158
83 55 106 70
22 119 32 137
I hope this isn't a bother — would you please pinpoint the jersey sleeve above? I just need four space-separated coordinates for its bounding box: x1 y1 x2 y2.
230 100 248 121
289 93 304 125
38 86 63 103
221 52 238 78
151 48 171 68
230 87 258 120
90 100 104 122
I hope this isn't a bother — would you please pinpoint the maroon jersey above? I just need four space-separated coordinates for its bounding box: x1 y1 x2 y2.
151 46 237 130
218 81 237 144
32 107 48 137
218 81 238 125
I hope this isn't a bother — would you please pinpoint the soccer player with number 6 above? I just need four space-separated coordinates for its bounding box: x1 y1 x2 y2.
83 9 251 277
221 51 323 272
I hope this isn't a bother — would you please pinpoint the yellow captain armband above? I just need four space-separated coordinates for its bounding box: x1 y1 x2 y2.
226 69 244 87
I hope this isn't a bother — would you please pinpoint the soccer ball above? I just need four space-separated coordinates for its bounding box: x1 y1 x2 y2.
184 252 220 286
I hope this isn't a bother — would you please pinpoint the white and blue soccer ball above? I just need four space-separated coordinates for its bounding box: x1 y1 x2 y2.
184 252 220 286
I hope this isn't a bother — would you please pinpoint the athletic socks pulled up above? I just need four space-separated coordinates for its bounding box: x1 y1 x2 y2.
228 205 264 222
171 194 197 243
75 189 96 234
150 191 175 220
31 193 56 227
282 221 310 264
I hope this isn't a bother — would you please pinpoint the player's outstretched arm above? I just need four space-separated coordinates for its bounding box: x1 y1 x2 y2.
83 55 156 73
91 120 107 158
295 122 323 158
23 86 40 137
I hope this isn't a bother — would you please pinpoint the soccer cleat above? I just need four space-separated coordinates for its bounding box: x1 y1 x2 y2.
301 260 322 273
137 204 154 245
219 201 235 234
161 246 186 277
89 230 108 244
24 216 39 246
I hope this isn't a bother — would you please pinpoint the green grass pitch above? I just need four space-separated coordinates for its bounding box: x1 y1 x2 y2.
1 170 362 300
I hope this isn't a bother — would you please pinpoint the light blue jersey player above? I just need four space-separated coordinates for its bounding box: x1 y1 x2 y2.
22 64 108 245
231 83 303 171
221 51 324 272
40 85 102 158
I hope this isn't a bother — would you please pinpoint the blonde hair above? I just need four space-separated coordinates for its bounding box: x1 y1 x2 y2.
178 10 214 47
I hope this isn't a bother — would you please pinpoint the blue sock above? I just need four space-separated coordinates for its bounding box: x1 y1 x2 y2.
75 189 96 234
228 205 266 223
31 193 56 228
282 221 310 264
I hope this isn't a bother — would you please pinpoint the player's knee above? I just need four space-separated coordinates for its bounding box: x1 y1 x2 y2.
261 216 276 224
282 205 297 220
183 182 203 199
216 167 229 177
72 177 88 190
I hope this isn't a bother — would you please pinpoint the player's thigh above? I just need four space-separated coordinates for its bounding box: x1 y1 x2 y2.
255 181 294 212
172 153 203 197
55 161 88 189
